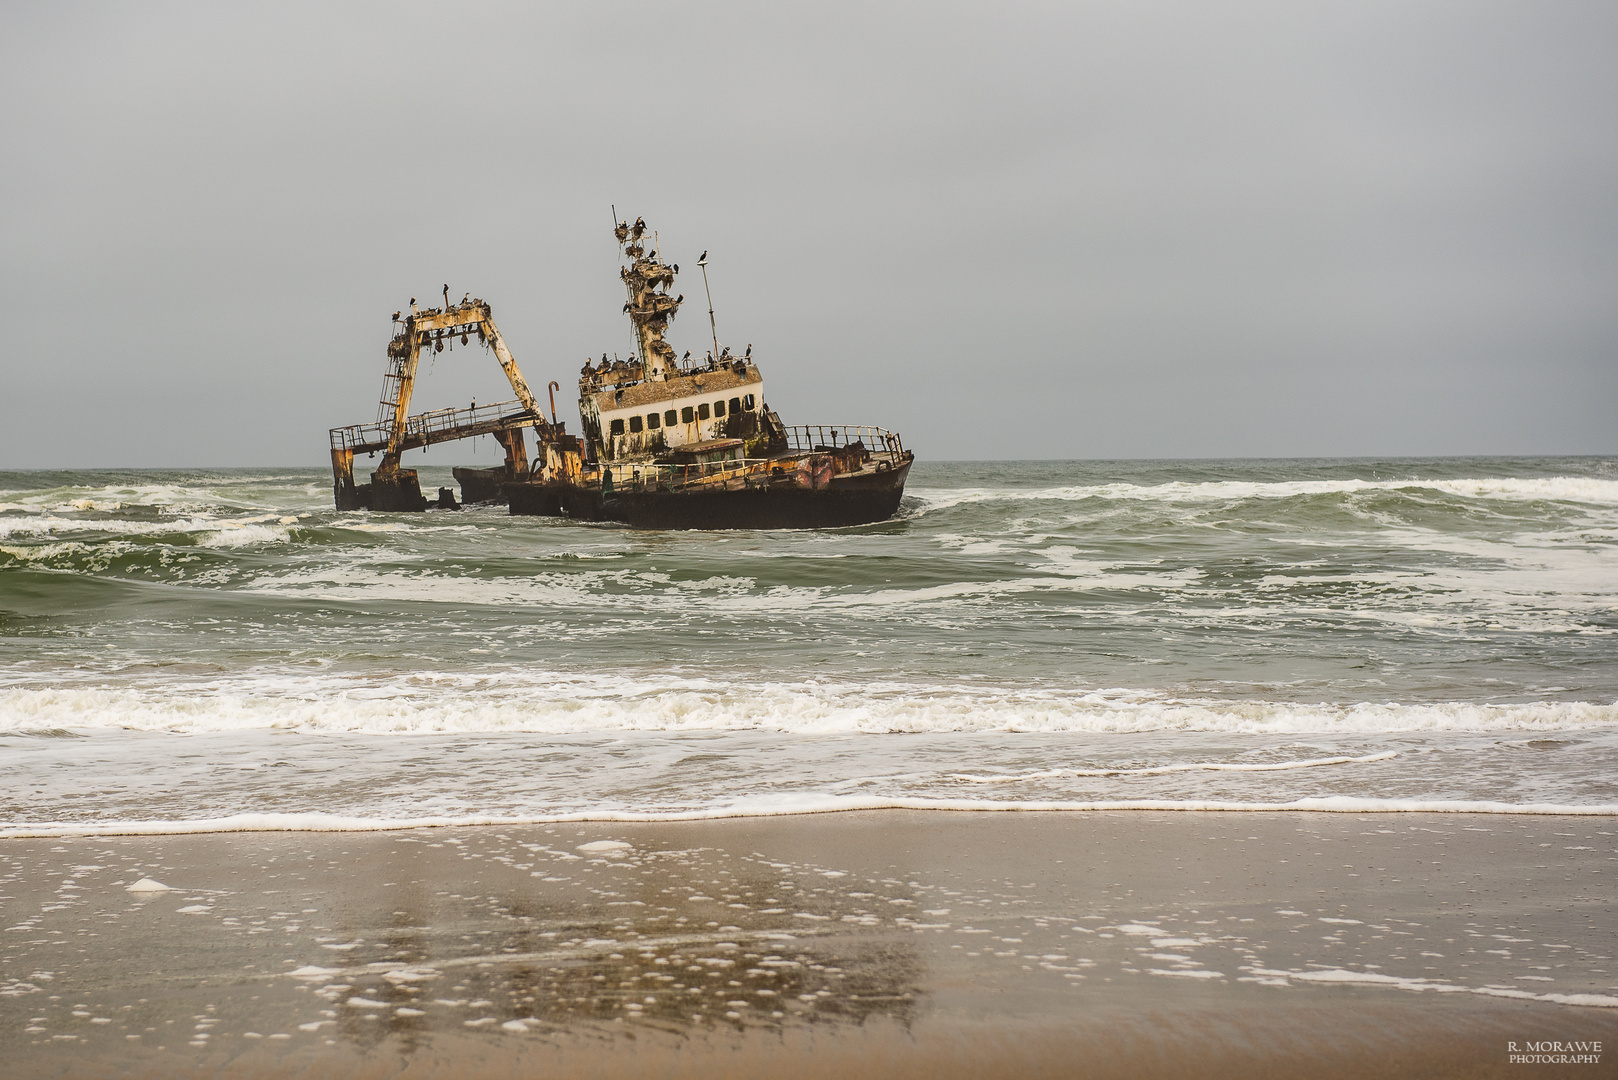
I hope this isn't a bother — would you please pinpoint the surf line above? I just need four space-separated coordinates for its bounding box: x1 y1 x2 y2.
7 793 1618 839
949 751 1400 784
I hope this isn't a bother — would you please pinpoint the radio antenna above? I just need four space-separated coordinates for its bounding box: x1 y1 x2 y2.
698 251 720 360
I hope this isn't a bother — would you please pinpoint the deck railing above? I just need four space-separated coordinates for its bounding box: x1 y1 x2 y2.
592 456 764 492
330 399 539 454
591 427 907 493
780 425 903 455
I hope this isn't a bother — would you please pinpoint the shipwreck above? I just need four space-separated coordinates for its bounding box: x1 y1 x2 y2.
328 216 914 529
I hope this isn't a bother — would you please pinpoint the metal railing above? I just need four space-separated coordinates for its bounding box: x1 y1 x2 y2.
781 425 903 455
330 398 540 453
594 456 764 492
590 427 908 494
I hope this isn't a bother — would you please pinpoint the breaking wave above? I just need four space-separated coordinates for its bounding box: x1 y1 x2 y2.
3 680 1615 736
6 795 1617 840
910 475 1618 512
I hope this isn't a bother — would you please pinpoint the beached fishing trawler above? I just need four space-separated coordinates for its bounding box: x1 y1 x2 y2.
327 216 913 528
505 216 913 528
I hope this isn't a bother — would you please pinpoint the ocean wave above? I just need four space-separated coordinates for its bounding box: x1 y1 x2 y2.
238 565 1196 611
5 795 1616 839
0 512 297 545
0 477 327 514
949 751 1399 782
911 476 1618 511
3 680 1614 736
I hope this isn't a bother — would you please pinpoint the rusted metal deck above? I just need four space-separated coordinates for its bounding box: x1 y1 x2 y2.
329 399 546 458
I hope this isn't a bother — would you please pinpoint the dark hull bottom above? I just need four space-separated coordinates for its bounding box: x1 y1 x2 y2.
507 465 911 530
336 470 463 512
451 466 509 505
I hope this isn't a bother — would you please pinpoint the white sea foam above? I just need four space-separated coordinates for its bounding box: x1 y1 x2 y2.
244 559 1168 612
1245 966 1618 1009
911 476 1618 511
0 477 329 513
197 523 292 548
0 512 292 547
5 796 1617 839
3 681 1612 736
950 751 1399 783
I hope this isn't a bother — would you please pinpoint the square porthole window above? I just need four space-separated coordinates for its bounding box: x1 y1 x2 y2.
647 412 660 429
742 394 755 410
697 403 711 420
628 415 643 433
665 410 677 427
681 406 694 424
713 399 726 417
609 419 625 436
729 397 742 415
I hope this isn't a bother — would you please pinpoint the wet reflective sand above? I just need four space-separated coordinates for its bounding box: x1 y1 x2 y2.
3 811 1615 1078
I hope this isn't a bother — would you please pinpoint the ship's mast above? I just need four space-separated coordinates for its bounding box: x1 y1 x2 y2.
614 215 684 382
698 252 721 361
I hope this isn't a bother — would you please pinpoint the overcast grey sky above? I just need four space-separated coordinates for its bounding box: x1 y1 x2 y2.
2 0 1614 466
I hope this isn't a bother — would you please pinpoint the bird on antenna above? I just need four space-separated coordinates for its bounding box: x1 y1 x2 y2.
698 250 708 264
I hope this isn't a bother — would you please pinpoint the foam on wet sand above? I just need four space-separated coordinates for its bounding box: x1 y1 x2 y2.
2 811 1614 1078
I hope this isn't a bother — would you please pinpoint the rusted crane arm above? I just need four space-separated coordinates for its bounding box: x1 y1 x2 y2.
379 300 548 464
481 318 541 418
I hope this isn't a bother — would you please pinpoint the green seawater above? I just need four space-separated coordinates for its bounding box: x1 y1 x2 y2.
2 458 1616 825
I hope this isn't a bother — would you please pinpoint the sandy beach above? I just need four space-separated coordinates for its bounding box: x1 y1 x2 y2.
2 810 1613 1078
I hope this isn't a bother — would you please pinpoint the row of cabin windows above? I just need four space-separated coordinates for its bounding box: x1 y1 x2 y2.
609 394 755 437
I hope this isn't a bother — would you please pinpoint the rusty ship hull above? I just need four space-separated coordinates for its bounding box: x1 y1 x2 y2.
507 454 911 530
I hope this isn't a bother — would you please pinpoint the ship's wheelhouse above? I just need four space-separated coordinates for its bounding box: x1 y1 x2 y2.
580 362 766 462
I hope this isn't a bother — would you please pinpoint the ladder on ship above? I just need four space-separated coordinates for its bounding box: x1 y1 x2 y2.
378 350 412 428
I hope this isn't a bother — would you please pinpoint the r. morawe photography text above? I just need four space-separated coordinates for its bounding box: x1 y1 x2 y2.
1508 1040 1603 1065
